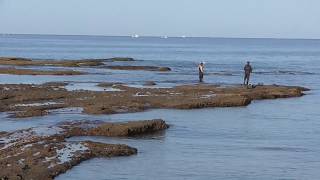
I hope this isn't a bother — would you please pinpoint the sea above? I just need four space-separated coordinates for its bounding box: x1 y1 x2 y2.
0 34 320 180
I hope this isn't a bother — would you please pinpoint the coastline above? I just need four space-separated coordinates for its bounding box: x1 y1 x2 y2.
0 56 312 179
0 119 169 179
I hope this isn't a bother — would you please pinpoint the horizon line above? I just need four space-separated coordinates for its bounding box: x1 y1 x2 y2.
1 32 320 41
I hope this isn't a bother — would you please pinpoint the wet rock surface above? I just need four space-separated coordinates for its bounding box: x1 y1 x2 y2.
0 119 168 180
97 82 124 88
0 68 86 75
0 83 308 118
0 57 138 68
104 65 171 71
0 57 172 73
144 81 157 86
105 57 135 62
0 57 105 67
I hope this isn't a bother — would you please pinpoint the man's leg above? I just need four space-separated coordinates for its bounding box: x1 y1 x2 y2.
244 74 248 85
246 74 250 85
199 73 203 82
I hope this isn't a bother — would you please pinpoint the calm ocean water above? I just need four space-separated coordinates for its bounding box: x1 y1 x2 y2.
0 34 320 179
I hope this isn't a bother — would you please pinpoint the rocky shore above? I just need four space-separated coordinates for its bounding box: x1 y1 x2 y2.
0 57 105 67
0 119 169 180
0 56 311 179
104 65 171 71
0 83 309 118
0 68 86 76
0 57 172 72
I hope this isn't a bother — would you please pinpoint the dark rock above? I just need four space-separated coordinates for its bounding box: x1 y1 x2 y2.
107 57 135 62
144 81 157 86
0 83 308 118
105 65 171 72
0 119 169 179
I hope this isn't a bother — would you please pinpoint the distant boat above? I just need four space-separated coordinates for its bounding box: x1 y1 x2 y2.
131 34 139 38
181 35 187 38
161 35 168 39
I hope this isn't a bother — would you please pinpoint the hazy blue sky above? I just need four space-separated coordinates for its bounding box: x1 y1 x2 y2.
0 0 319 38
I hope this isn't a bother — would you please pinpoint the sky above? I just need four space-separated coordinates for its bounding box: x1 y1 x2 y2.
0 0 319 39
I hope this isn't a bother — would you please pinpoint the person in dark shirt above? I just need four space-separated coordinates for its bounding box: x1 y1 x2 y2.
198 62 204 82
243 61 253 85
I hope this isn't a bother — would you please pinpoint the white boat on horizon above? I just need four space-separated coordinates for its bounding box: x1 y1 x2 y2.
131 34 139 38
